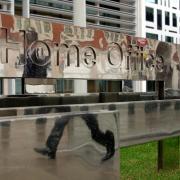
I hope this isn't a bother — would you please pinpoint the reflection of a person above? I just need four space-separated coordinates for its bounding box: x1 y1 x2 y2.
34 106 115 161
156 42 172 88
0 121 11 149
22 28 50 78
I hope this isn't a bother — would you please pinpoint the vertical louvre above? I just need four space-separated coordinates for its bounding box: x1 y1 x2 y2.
87 0 136 35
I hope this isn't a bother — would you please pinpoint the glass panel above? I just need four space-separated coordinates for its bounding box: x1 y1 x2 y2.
0 110 120 180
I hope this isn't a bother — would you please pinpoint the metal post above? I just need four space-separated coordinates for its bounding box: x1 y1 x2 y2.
156 81 180 170
73 0 87 94
156 81 164 100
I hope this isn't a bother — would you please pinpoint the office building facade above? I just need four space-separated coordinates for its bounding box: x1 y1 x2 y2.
139 0 180 43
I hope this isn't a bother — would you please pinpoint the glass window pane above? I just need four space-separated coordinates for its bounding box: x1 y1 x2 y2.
157 10 162 30
146 33 158 40
146 0 158 3
165 12 170 25
165 36 174 43
173 13 177 27
146 7 154 22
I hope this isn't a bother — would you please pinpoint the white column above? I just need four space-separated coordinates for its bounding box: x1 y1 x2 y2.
22 0 30 18
3 0 15 95
73 0 87 94
133 0 146 92
9 0 14 15
136 0 146 38
73 0 86 27
133 81 146 92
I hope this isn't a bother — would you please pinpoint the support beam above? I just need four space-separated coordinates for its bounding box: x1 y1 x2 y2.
158 137 179 170
134 0 146 93
157 81 180 170
73 0 87 94
156 81 164 100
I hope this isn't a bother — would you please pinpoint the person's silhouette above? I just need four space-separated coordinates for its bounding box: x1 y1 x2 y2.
34 106 115 161
22 28 50 78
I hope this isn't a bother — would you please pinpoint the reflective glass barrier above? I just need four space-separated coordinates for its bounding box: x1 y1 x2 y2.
1 99 180 179
0 99 180 146
0 110 120 180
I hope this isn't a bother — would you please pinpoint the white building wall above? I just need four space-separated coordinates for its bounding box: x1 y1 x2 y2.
73 0 88 94
144 0 180 44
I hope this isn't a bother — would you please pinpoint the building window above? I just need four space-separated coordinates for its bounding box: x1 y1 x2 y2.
157 10 162 30
173 13 177 27
165 36 174 43
165 11 170 25
146 7 154 22
146 0 158 3
146 33 158 40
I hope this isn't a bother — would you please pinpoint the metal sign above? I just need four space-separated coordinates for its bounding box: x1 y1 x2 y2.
0 14 180 89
